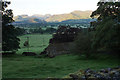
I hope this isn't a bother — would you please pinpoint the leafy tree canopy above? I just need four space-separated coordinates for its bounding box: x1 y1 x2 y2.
2 1 20 52
90 2 120 52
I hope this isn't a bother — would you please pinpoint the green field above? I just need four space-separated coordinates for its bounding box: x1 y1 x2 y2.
17 34 52 54
2 34 120 78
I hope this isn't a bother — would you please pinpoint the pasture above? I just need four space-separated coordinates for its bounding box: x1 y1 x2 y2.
17 34 52 54
2 34 120 78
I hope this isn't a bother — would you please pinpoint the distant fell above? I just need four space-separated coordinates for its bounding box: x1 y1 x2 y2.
13 17 46 24
13 10 93 23
45 10 92 22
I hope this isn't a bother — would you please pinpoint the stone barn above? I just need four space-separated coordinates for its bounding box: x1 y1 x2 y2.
40 25 81 57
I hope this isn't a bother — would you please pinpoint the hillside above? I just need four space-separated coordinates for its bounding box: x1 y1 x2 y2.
31 14 52 20
60 19 96 24
13 10 92 23
13 17 47 24
45 10 92 22
13 15 29 21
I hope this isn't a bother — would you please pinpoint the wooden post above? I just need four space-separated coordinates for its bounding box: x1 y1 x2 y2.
27 37 29 52
42 34 44 46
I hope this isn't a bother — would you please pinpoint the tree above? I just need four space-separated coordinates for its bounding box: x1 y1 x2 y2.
45 27 56 34
15 27 26 36
90 1 120 53
73 28 93 58
2 1 20 52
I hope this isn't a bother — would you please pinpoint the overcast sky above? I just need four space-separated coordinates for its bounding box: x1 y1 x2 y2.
8 0 100 16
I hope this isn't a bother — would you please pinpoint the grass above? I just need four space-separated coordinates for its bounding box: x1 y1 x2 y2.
2 34 120 78
2 54 120 78
17 34 52 54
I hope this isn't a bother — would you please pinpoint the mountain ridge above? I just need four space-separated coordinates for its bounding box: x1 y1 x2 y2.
14 10 93 23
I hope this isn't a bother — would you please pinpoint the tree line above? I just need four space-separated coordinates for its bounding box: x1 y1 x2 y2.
73 1 120 58
29 27 57 34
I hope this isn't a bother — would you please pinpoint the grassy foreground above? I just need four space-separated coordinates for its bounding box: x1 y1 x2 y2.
2 54 120 78
2 34 120 78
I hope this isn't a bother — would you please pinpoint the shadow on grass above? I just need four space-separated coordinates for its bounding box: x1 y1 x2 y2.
72 53 120 61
